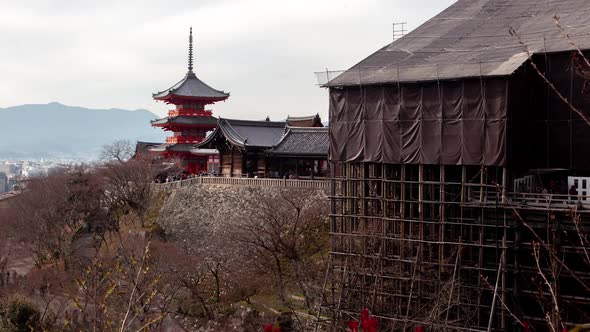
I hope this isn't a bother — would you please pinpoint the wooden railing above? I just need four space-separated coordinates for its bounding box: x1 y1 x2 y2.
468 190 590 211
152 177 330 191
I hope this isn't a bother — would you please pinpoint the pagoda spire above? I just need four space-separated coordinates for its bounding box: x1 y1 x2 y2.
188 27 194 73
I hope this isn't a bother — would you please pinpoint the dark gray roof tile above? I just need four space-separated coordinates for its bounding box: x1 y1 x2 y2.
153 72 229 100
268 127 329 156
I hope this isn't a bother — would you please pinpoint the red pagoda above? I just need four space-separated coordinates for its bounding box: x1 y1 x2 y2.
149 27 229 173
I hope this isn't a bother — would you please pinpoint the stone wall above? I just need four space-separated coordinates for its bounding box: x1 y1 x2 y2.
157 184 328 248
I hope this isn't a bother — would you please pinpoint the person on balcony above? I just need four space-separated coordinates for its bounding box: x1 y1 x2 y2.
569 184 579 203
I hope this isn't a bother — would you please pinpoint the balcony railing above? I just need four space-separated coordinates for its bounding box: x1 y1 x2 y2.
168 109 213 117
165 136 204 144
152 176 330 191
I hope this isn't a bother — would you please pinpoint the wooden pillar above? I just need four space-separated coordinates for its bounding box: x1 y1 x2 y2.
439 165 445 280
241 151 246 177
480 165 485 203
230 147 234 178
461 166 466 203
295 159 299 179
219 149 223 176
502 167 508 204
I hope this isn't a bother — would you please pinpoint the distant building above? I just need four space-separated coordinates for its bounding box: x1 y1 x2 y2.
148 28 229 174
0 173 8 193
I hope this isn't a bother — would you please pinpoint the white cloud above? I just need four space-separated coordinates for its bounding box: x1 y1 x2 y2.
0 0 456 121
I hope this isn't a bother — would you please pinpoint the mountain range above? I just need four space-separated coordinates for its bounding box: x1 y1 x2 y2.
0 102 166 160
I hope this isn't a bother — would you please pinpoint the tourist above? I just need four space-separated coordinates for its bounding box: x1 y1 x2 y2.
569 184 578 203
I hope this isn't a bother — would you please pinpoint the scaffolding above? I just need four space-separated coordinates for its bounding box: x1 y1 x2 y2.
321 163 590 331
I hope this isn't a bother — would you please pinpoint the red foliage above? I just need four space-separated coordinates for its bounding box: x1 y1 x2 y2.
348 308 378 332
522 321 531 332
263 324 280 332
347 320 359 332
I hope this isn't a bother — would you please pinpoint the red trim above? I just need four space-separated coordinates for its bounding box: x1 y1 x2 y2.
151 123 217 131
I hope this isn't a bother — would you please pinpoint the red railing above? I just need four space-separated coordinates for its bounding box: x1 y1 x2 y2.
166 136 205 144
168 109 213 117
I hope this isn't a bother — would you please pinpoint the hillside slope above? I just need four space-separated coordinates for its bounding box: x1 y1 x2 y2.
0 102 166 159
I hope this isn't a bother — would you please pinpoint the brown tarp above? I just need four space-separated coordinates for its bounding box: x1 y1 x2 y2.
329 78 507 166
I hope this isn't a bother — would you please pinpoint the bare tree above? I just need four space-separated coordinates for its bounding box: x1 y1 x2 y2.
100 140 134 163
233 188 329 309
7 167 105 268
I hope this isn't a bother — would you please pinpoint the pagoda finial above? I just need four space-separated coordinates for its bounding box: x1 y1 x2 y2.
188 27 194 73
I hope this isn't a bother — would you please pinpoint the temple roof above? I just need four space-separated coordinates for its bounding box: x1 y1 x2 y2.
152 72 229 102
153 28 229 103
286 114 323 127
198 118 287 149
267 127 329 157
151 115 218 127
327 0 590 86
134 141 161 157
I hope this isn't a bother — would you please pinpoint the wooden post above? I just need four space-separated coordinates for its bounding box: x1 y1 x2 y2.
230 147 234 178
241 151 246 177
439 165 445 280
480 165 485 203
502 167 508 204
461 166 467 203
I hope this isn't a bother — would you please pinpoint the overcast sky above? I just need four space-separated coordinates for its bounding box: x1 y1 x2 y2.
0 0 455 120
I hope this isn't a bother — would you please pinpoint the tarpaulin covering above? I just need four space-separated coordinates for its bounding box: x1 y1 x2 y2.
329 78 507 166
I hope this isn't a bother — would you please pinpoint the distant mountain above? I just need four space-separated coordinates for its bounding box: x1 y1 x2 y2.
0 102 166 160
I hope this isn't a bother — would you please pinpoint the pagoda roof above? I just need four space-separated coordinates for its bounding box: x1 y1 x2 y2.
151 115 218 127
152 72 229 102
267 127 329 157
153 27 229 103
198 118 286 149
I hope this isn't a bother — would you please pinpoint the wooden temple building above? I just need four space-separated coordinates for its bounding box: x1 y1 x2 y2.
321 0 590 330
266 127 329 178
148 28 228 173
194 117 328 178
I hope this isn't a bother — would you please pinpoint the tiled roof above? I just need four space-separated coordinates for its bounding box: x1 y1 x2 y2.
198 118 287 149
287 114 323 127
153 72 229 101
267 127 329 157
135 141 161 156
328 0 590 86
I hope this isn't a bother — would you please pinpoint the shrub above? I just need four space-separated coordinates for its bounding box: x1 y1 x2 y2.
0 296 41 332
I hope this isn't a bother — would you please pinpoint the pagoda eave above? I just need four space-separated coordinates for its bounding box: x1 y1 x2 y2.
153 93 229 105
150 123 217 130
